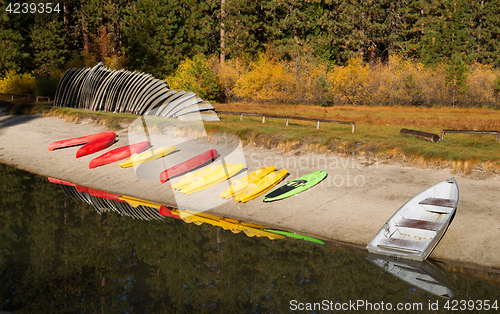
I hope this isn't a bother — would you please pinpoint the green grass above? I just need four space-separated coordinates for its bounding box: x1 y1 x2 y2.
4 101 499 172
205 114 500 171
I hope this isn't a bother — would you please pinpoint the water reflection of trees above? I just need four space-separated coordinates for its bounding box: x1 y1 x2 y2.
1 164 500 312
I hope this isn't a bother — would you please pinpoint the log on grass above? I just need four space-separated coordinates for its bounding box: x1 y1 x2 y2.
400 128 440 143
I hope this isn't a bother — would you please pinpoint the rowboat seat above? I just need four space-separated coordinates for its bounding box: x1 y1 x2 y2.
396 219 443 231
377 238 427 253
419 197 456 214
419 197 456 208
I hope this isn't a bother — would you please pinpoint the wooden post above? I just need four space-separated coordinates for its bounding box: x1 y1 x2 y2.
497 131 499 143
240 113 243 121
316 121 320 129
441 130 445 140
262 115 265 124
352 124 356 133
286 118 289 126
11 95 14 100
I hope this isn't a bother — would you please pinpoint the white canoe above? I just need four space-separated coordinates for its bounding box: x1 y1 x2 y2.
366 178 459 261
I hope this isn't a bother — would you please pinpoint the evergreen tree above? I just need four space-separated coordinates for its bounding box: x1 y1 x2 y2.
30 15 67 75
0 3 30 74
417 0 474 65
473 0 500 65
123 0 218 77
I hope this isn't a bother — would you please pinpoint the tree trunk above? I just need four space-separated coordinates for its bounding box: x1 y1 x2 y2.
220 0 225 64
82 14 89 53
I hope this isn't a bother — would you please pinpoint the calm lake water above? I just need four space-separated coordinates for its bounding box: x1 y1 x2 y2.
1 163 499 313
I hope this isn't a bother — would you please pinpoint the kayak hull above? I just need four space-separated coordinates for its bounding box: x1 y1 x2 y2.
160 149 219 183
118 146 177 168
181 163 244 194
235 169 288 203
48 131 116 151
89 141 151 169
76 133 116 158
219 165 276 199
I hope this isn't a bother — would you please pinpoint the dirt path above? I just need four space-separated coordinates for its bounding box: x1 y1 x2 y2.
1 109 499 271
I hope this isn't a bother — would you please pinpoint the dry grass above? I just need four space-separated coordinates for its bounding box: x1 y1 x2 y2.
5 101 500 175
215 103 500 130
212 103 500 175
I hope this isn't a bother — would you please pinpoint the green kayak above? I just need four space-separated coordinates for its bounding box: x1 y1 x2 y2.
262 170 327 202
263 229 325 245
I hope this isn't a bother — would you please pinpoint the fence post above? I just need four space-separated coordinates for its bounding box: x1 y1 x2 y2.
262 115 265 124
497 131 499 143
240 113 243 121
441 130 445 140
316 121 320 129
286 118 289 126
352 123 355 133
11 95 14 100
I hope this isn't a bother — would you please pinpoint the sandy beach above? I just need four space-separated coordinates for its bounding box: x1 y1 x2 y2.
1 108 499 271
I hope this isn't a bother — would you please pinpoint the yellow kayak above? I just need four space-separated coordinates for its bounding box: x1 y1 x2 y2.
219 165 276 199
235 169 288 203
181 163 245 194
118 146 177 168
171 163 227 190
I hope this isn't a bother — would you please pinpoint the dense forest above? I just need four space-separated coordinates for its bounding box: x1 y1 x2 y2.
1 0 500 106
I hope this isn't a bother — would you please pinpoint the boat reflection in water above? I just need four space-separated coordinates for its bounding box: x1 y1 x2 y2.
49 177 456 299
48 177 320 242
367 253 455 299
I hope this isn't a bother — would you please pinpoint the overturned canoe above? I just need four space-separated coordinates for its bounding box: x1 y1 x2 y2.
76 133 116 158
48 131 117 151
89 141 151 169
366 178 459 261
160 149 219 183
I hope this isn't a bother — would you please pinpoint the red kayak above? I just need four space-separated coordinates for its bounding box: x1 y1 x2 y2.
89 141 151 169
48 131 117 151
160 149 219 183
76 133 116 158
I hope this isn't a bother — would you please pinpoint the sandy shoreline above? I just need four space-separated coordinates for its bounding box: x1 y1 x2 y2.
1 108 499 271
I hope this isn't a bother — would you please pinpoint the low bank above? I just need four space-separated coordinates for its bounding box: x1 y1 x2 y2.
0 109 499 272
